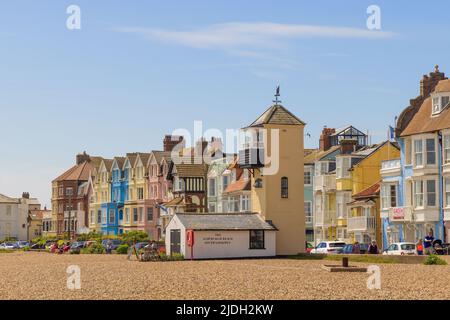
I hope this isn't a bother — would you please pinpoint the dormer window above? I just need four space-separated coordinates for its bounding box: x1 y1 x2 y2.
432 95 450 115
433 97 440 114
442 96 449 109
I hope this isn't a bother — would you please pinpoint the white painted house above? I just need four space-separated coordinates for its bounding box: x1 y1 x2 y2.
165 213 277 259
0 193 39 241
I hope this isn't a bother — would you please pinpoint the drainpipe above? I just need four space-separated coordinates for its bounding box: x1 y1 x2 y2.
438 132 445 241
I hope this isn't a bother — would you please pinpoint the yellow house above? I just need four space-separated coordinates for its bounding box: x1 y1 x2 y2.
239 103 306 255
343 141 400 244
89 158 113 233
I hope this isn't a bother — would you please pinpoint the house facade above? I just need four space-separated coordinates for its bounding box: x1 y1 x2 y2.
51 152 101 238
0 192 39 241
382 66 450 245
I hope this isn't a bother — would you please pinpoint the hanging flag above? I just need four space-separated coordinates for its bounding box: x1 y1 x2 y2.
388 126 395 140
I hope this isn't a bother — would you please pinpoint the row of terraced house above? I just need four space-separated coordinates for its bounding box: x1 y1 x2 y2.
308 66 450 249
44 66 450 251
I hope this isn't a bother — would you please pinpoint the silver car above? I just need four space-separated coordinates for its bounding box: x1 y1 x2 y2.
0 242 19 250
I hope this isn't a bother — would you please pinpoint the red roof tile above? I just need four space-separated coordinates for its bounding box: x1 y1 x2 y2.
353 181 380 199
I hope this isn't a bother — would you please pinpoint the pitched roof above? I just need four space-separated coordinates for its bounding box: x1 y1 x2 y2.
113 157 126 170
401 95 450 136
353 181 380 199
174 213 277 231
434 79 450 93
223 177 251 194
135 153 151 167
164 197 186 207
150 151 172 164
52 161 93 182
247 104 305 127
305 145 340 164
175 164 208 177
103 159 114 171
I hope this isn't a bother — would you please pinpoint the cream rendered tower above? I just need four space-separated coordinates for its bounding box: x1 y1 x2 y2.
239 99 306 255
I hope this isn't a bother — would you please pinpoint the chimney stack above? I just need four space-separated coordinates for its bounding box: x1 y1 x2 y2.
76 151 90 165
420 65 446 97
340 139 357 155
22 192 30 199
163 135 185 152
319 127 336 151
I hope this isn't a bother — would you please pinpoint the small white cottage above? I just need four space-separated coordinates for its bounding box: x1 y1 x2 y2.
165 213 277 259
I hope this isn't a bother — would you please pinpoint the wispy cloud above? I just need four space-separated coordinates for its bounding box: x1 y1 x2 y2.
114 22 395 76
114 22 396 50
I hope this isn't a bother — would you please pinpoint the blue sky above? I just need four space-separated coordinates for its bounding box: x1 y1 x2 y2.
1 0 450 206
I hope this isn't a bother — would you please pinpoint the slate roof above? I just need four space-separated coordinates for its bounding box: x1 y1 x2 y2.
103 159 114 172
175 213 277 231
247 104 305 127
304 145 340 164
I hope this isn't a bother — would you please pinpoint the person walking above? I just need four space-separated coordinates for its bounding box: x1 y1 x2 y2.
416 238 424 255
424 232 434 255
368 240 379 254
352 241 361 254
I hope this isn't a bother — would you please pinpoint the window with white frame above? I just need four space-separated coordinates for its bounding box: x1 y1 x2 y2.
304 201 312 223
315 162 328 176
304 167 312 185
444 134 450 164
414 140 423 167
426 139 436 165
109 209 115 224
414 180 424 208
208 203 216 213
336 157 351 179
442 96 450 108
222 175 229 191
446 178 450 208
426 180 436 207
433 97 441 114
241 195 250 212
208 178 216 196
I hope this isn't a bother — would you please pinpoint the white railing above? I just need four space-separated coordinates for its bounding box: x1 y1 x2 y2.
347 216 376 232
313 210 334 227
314 175 336 191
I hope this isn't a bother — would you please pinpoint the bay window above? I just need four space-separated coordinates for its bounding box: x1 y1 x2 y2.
304 201 312 223
426 180 436 206
414 181 424 208
414 140 423 166
208 178 216 196
381 184 397 209
241 195 250 212
444 135 450 164
446 179 450 208
336 157 351 179
426 139 436 165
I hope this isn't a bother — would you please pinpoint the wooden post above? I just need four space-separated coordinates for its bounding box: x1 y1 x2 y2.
342 257 349 268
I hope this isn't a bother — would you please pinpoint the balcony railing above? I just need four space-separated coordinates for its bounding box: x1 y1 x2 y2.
238 148 265 169
347 216 376 232
314 210 334 227
314 175 336 192
381 159 401 175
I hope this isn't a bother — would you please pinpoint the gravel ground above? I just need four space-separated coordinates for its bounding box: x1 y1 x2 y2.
0 251 449 300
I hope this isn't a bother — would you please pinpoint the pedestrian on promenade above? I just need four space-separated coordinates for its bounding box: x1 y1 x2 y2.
416 238 424 255
352 241 361 254
368 240 379 254
424 232 435 255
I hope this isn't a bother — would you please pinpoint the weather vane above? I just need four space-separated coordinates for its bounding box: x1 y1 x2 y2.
273 85 282 105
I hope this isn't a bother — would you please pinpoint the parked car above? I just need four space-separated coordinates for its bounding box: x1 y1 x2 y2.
382 242 416 255
70 241 86 249
101 239 122 250
340 243 369 254
0 242 19 250
310 241 346 254
30 243 46 250
16 241 30 248
306 242 314 254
